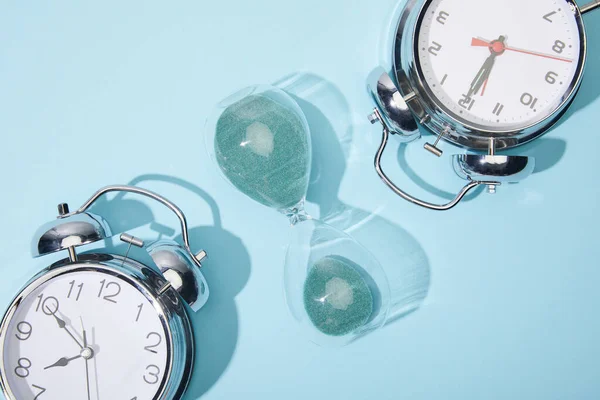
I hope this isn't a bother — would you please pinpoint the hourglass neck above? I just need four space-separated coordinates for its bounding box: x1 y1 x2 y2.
283 203 311 226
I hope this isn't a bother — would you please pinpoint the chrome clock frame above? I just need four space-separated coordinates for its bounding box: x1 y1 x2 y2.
0 254 193 400
368 0 597 210
396 0 587 150
0 185 209 399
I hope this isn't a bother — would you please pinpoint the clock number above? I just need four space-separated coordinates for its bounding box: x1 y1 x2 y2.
545 71 558 84
144 332 162 354
14 357 31 378
136 303 144 322
143 365 161 384
520 93 539 110
428 41 442 56
459 94 475 111
15 321 32 341
436 11 450 25
98 280 121 303
492 103 504 116
35 295 59 315
67 280 84 301
33 384 46 399
543 11 557 23
552 40 566 54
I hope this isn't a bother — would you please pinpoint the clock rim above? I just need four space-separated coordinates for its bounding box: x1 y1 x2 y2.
0 254 194 400
393 0 588 150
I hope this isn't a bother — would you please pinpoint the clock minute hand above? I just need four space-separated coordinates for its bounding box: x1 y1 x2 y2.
466 35 506 98
48 309 84 349
81 317 92 400
467 54 495 98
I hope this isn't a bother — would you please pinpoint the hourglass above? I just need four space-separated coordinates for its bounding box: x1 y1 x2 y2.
205 85 391 346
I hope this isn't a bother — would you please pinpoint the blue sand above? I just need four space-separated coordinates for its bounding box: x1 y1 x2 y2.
303 256 374 337
214 94 311 211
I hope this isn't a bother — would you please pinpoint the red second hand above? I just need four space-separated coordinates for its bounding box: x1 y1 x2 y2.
481 78 489 96
471 37 573 63
471 38 490 47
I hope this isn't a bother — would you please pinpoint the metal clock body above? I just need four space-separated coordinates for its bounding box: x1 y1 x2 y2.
0 185 210 400
368 0 600 210
0 256 193 400
397 0 586 149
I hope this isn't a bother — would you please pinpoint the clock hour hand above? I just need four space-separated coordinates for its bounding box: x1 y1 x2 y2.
466 35 506 98
44 355 82 370
467 54 495 98
47 308 84 349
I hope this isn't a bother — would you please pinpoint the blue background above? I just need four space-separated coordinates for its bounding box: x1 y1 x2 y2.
1 1 599 399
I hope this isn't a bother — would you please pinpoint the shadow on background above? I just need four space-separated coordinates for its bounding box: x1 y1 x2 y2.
518 138 567 175
275 73 431 323
89 174 251 397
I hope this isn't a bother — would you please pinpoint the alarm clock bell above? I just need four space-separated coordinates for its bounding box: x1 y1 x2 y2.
368 69 535 210
30 185 209 312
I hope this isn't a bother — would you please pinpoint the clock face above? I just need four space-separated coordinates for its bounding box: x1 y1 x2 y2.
0 268 171 400
416 0 584 133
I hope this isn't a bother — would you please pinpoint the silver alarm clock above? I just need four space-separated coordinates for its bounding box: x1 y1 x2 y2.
368 0 600 210
0 185 209 400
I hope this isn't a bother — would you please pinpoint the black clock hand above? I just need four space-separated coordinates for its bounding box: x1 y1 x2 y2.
47 308 84 349
44 355 82 370
467 54 496 98
466 35 506 98
81 317 92 400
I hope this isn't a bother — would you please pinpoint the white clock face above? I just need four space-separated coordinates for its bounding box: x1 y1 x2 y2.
0 268 170 400
416 0 583 132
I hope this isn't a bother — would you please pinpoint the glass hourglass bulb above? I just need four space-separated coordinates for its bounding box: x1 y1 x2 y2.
205 85 391 346
285 219 390 346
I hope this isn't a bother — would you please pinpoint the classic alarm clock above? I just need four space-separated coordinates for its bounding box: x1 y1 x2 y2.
0 185 209 400
368 0 600 210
